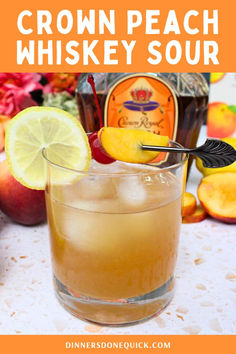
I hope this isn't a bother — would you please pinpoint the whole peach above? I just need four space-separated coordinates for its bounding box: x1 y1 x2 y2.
207 102 236 138
0 160 46 225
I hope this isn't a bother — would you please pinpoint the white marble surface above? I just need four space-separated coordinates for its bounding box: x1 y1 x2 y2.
0 127 236 335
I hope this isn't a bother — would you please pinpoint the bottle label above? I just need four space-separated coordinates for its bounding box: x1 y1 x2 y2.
104 74 178 162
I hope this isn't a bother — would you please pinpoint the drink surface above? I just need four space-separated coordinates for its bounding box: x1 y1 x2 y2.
46 161 182 300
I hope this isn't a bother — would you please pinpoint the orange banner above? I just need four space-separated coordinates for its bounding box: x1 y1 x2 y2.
1 335 236 353
0 0 235 72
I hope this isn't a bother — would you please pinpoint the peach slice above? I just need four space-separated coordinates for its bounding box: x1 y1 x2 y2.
182 205 207 223
99 127 169 163
182 192 197 216
198 172 236 224
0 160 46 225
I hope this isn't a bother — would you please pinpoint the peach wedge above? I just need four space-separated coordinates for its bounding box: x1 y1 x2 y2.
182 192 197 216
198 172 236 224
99 127 169 163
182 205 207 224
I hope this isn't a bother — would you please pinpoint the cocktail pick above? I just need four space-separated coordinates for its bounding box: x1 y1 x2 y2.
142 139 236 168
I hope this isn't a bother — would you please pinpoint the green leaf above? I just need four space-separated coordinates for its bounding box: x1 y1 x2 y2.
228 105 236 114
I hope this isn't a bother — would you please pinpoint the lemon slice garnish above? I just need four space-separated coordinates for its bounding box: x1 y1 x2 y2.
5 107 91 190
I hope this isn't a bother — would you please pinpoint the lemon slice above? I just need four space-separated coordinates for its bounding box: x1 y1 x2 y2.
5 107 91 190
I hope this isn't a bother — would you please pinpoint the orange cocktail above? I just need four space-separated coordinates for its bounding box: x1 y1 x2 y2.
45 155 185 325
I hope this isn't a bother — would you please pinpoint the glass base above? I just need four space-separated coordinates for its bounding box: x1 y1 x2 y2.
54 276 175 326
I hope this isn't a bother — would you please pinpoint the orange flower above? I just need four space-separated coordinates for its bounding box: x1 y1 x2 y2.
44 73 79 94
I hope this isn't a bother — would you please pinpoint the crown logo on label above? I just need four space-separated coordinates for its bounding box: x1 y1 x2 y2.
130 88 153 104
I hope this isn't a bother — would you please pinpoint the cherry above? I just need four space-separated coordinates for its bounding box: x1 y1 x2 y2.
88 131 115 164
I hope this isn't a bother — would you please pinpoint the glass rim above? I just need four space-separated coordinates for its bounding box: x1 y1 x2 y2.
41 140 188 177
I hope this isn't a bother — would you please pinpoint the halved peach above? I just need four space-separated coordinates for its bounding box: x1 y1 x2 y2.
198 172 236 224
182 192 197 216
99 127 169 163
182 205 207 223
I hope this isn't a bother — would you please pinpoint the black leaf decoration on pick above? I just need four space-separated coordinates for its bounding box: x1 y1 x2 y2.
192 139 236 168
142 138 236 168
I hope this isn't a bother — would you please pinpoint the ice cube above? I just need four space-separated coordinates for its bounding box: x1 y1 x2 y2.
118 176 147 207
52 202 101 251
52 201 124 253
61 174 116 204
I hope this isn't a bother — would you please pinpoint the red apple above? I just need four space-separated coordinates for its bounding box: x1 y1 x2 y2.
0 160 46 225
